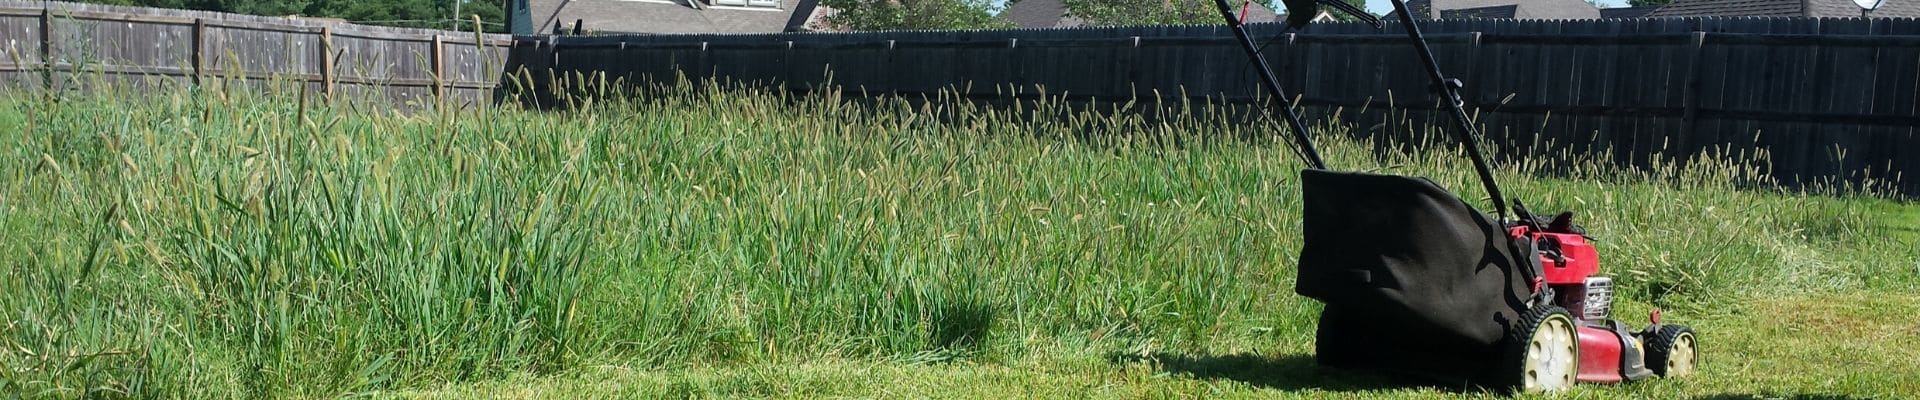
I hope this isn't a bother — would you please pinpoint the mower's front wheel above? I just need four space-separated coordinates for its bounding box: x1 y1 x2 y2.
1501 305 1579 392
1645 325 1698 377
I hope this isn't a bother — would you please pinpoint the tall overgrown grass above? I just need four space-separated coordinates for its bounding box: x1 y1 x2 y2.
0 76 1910 398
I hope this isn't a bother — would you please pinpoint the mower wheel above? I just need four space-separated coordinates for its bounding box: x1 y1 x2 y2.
1501 305 1579 392
1645 325 1698 377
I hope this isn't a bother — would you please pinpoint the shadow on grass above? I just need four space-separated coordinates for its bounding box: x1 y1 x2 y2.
1692 395 1878 400
1106 351 1444 393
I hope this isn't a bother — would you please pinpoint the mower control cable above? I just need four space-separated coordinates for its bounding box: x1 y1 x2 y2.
1211 0 1328 170
1385 0 1512 219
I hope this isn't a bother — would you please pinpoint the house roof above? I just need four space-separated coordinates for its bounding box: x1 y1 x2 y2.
1001 0 1072 28
1598 5 1659 18
1641 0 1915 17
1442 4 1519 18
1405 0 1601 19
999 0 1279 29
527 0 817 35
1853 0 1920 17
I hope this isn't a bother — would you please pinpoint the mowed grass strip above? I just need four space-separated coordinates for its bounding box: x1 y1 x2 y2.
384 293 1920 399
1 81 1913 399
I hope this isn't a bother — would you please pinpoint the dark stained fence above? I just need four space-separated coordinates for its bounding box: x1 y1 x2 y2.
0 1 510 106
515 17 1920 196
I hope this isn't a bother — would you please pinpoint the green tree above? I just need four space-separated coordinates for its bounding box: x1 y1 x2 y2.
1628 0 1671 7
820 0 1012 30
1063 0 1219 25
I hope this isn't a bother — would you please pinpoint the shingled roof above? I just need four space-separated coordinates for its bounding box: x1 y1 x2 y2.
522 0 819 35
1868 0 1920 16
1643 0 1919 17
1405 0 1601 19
1001 0 1078 28
1598 5 1659 18
1442 4 1519 18
998 0 1280 28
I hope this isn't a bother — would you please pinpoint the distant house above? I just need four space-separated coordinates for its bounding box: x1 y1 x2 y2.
1403 0 1601 19
508 0 826 35
1643 0 1919 17
998 0 1282 29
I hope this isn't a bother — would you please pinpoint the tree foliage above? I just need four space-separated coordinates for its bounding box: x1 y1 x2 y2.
1628 0 1671 7
70 0 507 32
819 0 1012 31
1062 0 1224 25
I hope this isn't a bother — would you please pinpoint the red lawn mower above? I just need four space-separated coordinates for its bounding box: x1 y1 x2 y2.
1209 0 1701 392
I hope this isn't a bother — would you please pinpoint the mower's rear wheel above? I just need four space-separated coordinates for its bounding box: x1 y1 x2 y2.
1645 325 1698 377
1503 305 1579 392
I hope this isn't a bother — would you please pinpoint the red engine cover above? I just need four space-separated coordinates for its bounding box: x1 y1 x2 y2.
1576 325 1626 383
1508 228 1600 284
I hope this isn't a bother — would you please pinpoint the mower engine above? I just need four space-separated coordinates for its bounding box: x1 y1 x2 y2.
1511 216 1697 384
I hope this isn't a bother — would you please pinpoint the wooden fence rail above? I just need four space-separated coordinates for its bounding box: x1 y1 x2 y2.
0 1 511 105
515 17 1920 196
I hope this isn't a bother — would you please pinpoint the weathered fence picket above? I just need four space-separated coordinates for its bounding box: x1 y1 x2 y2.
0 0 510 105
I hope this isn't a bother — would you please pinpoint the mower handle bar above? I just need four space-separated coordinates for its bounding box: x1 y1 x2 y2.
1213 0 1515 220
1210 0 1328 171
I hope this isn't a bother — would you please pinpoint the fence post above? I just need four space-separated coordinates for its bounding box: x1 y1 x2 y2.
320 26 334 101
1678 31 1707 159
885 39 896 94
1464 32 1482 111
192 18 205 86
1008 38 1020 95
1126 36 1141 102
470 14 488 103
39 7 53 92
784 40 795 91
432 35 446 103
1284 32 1296 108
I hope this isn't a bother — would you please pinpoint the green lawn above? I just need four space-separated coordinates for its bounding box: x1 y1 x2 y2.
3 82 1915 399
392 293 1920 399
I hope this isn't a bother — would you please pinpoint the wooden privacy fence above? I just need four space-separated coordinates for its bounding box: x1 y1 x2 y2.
517 17 1920 196
0 1 511 105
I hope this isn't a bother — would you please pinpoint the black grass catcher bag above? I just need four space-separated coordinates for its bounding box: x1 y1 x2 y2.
1294 169 1542 385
